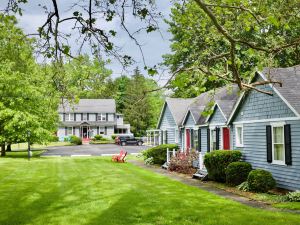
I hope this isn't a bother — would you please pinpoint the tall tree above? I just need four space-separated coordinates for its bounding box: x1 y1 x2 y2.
123 68 163 136
165 0 300 95
0 14 58 156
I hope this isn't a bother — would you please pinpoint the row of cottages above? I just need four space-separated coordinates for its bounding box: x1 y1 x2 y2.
57 99 131 141
149 65 300 190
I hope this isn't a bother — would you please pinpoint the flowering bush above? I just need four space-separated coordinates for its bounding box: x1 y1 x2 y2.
144 157 154 165
286 190 300 202
168 151 198 174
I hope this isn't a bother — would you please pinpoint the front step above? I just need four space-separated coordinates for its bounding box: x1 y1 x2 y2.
193 169 208 181
161 162 169 169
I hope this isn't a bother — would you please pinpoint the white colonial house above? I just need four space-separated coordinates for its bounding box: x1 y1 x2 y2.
57 99 131 140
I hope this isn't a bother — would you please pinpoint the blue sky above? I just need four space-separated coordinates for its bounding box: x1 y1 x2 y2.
12 0 173 84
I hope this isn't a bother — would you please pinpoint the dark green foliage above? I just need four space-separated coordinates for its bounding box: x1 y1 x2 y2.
142 144 179 165
226 162 252 186
69 135 82 145
204 150 242 182
247 169 276 193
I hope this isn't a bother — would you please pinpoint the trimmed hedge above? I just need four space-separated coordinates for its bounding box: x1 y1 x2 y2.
204 150 242 182
247 169 276 193
69 135 82 145
142 144 179 165
93 135 103 141
226 162 252 186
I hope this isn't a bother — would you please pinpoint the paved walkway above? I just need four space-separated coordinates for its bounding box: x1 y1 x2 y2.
129 160 300 214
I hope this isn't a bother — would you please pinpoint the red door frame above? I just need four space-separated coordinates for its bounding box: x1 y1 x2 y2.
223 127 230 150
186 129 191 149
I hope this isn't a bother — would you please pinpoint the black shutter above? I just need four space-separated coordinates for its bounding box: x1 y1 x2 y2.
216 127 220 150
63 113 65 121
81 113 83 121
87 113 89 121
198 129 201 152
191 129 194 148
165 131 168 144
96 113 98 121
106 113 108 121
266 125 272 163
284 124 292 165
207 128 210 152
65 127 67 136
74 113 76 121
97 126 99 135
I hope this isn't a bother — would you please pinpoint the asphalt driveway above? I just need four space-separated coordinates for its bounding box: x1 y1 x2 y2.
41 144 150 157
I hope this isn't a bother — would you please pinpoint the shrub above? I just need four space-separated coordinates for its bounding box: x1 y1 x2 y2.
237 181 250 192
142 144 179 165
69 135 82 145
49 135 59 142
111 134 117 140
247 169 276 193
204 150 242 182
93 135 103 141
286 191 300 202
168 151 198 174
226 162 252 186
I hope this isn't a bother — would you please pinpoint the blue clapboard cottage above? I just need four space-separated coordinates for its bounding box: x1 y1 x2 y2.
146 98 193 147
181 86 239 153
228 66 300 190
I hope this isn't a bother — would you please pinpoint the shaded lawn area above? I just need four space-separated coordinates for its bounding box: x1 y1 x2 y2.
11 142 72 150
0 153 299 225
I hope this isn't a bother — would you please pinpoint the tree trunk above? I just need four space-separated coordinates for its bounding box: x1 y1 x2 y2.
1 144 5 157
6 143 11 152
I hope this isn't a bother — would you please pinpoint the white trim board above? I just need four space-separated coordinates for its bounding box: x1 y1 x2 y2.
233 117 300 124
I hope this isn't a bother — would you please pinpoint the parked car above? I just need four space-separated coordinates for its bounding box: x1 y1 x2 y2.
114 134 134 144
118 136 143 146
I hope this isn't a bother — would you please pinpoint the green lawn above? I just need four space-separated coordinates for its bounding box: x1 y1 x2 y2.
0 152 300 225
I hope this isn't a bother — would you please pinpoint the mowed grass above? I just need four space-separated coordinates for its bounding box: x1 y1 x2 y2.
0 153 299 225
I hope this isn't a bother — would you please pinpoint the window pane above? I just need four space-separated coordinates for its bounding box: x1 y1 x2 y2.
274 144 284 161
67 127 72 135
194 130 198 150
274 127 283 143
237 127 243 145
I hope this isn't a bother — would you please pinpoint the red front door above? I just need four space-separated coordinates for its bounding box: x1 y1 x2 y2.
186 129 191 149
223 127 230 150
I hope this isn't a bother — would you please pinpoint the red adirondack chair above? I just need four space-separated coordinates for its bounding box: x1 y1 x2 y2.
112 150 127 163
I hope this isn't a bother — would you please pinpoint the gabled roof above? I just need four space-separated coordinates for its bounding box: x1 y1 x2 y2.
228 65 300 123
58 99 116 113
182 85 239 126
157 98 194 128
262 66 300 116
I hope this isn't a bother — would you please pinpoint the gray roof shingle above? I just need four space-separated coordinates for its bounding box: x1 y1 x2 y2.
58 99 116 113
186 85 240 125
262 65 300 116
165 98 194 126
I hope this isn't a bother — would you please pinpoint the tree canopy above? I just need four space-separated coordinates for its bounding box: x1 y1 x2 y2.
0 15 59 155
164 0 300 96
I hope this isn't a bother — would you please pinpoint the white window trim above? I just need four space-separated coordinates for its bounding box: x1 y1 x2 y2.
271 122 286 165
235 125 244 147
210 128 217 151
